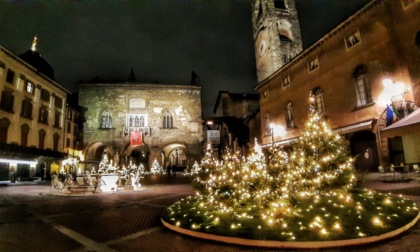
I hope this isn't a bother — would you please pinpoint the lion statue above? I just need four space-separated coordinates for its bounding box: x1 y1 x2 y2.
51 174 63 191
83 170 93 186
63 173 73 190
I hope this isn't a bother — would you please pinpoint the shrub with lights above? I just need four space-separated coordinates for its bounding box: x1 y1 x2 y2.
163 94 419 243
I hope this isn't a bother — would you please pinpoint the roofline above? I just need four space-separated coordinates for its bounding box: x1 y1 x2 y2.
78 82 202 90
254 0 380 90
0 44 71 94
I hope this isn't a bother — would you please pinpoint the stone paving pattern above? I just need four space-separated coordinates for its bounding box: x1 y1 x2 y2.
0 174 419 252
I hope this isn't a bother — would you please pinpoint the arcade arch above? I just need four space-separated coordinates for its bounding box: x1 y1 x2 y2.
162 143 189 171
122 142 150 169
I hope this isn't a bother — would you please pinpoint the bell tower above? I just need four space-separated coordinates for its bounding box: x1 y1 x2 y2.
252 0 303 83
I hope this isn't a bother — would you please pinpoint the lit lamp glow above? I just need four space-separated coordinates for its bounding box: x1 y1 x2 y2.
377 78 408 106
270 123 286 146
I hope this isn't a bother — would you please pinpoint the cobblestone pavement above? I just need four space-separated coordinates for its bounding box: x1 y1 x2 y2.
0 173 419 252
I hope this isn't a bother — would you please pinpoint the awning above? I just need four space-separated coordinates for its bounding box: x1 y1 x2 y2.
333 120 373 135
382 108 420 131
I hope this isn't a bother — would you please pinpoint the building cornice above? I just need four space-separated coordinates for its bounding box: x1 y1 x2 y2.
78 83 202 91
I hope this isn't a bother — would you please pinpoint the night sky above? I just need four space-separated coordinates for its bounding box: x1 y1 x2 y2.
0 0 369 117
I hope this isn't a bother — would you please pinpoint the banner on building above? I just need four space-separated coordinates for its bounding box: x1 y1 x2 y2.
130 131 143 146
207 130 220 144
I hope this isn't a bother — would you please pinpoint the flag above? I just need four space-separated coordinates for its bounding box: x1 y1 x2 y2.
130 131 142 145
386 105 399 126
391 103 400 121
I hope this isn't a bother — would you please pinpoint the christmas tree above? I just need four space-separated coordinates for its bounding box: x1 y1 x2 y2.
150 158 163 174
282 93 356 202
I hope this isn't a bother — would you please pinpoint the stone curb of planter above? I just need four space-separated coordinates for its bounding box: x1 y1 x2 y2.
161 211 420 249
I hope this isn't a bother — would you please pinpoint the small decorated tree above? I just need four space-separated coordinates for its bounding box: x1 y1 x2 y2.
192 143 218 196
150 158 164 174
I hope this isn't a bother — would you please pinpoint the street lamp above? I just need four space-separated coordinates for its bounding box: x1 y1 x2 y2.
378 78 408 106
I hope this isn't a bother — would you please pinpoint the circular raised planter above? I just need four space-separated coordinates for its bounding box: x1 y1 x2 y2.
162 211 420 249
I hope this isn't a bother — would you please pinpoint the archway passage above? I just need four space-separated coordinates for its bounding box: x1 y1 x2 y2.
123 144 150 169
163 143 189 173
349 130 379 172
85 142 108 162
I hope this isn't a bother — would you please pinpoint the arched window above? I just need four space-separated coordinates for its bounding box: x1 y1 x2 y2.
39 129 46 149
21 124 30 147
312 87 325 115
163 111 173 129
0 88 15 113
20 98 33 119
38 106 49 124
135 116 140 127
101 110 113 128
53 133 59 151
0 117 11 143
286 102 295 129
353 64 372 107
139 116 145 127
129 116 134 127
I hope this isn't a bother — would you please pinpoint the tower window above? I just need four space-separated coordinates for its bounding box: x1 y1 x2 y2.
274 0 287 9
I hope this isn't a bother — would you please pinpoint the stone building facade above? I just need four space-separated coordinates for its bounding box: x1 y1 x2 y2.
78 82 203 171
0 38 70 182
252 0 303 83
255 0 420 171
